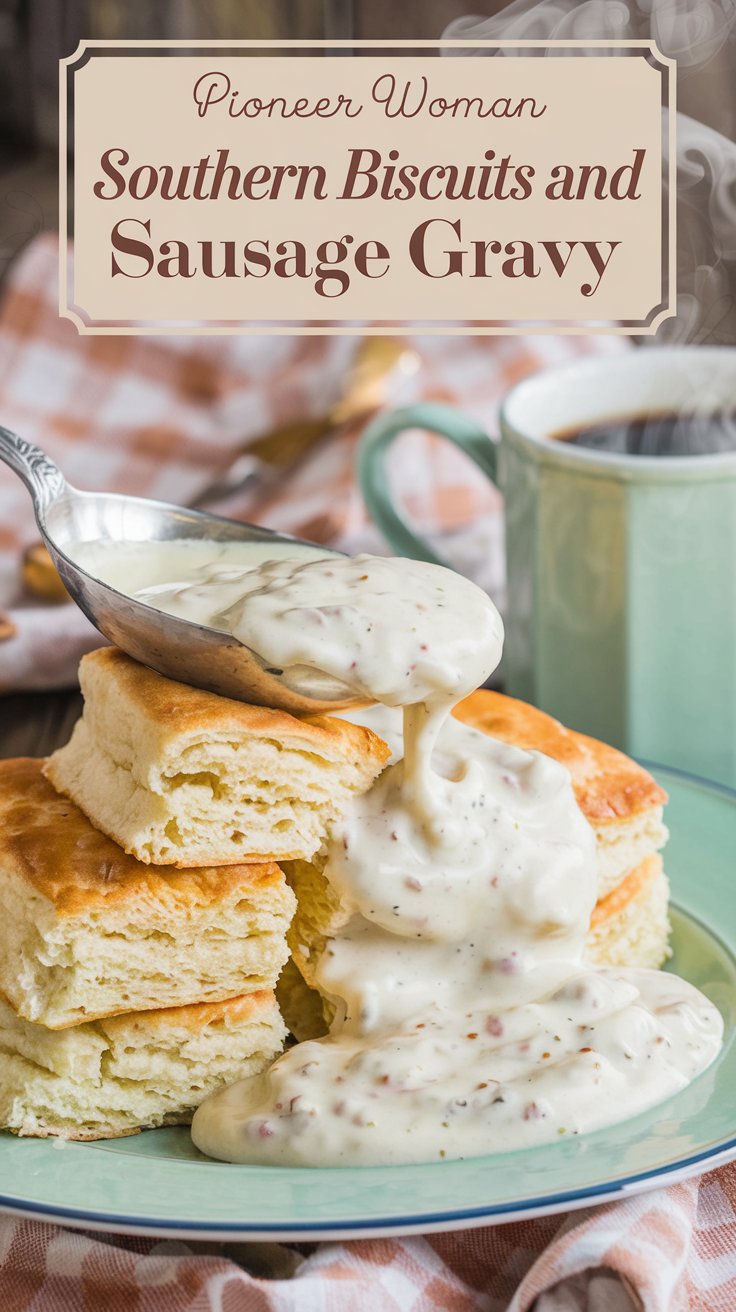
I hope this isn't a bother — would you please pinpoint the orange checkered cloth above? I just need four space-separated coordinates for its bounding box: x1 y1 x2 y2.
0 234 628 691
1 1165 736 1309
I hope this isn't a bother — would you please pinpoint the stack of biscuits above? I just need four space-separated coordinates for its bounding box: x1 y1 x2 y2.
0 646 672 1135
0 647 389 1139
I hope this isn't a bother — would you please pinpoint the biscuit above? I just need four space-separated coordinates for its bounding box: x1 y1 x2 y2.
0 990 285 1139
584 855 671 970
282 854 342 1001
0 758 296 1028
275 957 329 1043
45 648 390 867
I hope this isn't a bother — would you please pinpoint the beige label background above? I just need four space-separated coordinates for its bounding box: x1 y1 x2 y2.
63 45 673 334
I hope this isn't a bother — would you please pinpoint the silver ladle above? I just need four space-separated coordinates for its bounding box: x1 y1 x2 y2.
0 427 367 716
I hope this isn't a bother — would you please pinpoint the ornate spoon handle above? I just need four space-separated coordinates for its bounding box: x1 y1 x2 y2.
0 427 67 517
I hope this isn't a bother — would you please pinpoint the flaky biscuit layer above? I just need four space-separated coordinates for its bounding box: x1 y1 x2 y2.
45 648 390 867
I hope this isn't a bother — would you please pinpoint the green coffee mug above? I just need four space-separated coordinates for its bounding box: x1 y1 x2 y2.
357 347 736 788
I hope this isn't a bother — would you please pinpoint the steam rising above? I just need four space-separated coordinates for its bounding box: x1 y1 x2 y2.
445 0 736 76
565 412 736 454
662 112 736 345
445 2 736 345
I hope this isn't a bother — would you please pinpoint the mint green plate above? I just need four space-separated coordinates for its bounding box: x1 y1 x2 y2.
0 764 734 1240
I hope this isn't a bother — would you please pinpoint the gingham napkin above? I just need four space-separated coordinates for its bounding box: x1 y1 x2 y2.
0 234 628 691
2 1164 736 1310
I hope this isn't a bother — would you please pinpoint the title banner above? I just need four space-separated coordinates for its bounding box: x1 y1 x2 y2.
61 41 675 335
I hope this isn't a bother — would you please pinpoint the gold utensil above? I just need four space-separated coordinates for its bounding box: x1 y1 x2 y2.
0 611 16 641
22 543 70 603
188 337 420 508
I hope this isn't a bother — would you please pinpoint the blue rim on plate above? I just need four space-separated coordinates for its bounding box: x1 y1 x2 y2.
0 762 734 1241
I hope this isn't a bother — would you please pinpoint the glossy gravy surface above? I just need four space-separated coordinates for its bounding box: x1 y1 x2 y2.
70 538 330 606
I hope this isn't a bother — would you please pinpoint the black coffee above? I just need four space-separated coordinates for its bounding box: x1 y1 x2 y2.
555 412 736 457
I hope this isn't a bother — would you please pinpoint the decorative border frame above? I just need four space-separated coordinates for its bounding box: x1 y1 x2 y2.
59 39 676 336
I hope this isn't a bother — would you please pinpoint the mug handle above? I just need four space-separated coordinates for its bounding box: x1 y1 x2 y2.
356 402 498 565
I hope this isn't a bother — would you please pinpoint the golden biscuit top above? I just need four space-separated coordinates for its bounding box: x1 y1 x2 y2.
0 758 288 917
78 647 391 771
453 690 667 823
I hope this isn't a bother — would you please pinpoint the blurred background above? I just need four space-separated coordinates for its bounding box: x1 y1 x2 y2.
1 0 515 284
3 0 736 314
1 0 736 771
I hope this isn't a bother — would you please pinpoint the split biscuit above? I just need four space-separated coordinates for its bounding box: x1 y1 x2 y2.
0 990 285 1140
44 648 390 867
584 854 671 971
275 954 330 1043
282 854 343 1008
0 758 296 1029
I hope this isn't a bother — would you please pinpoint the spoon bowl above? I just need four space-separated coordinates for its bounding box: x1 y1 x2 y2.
0 426 368 715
